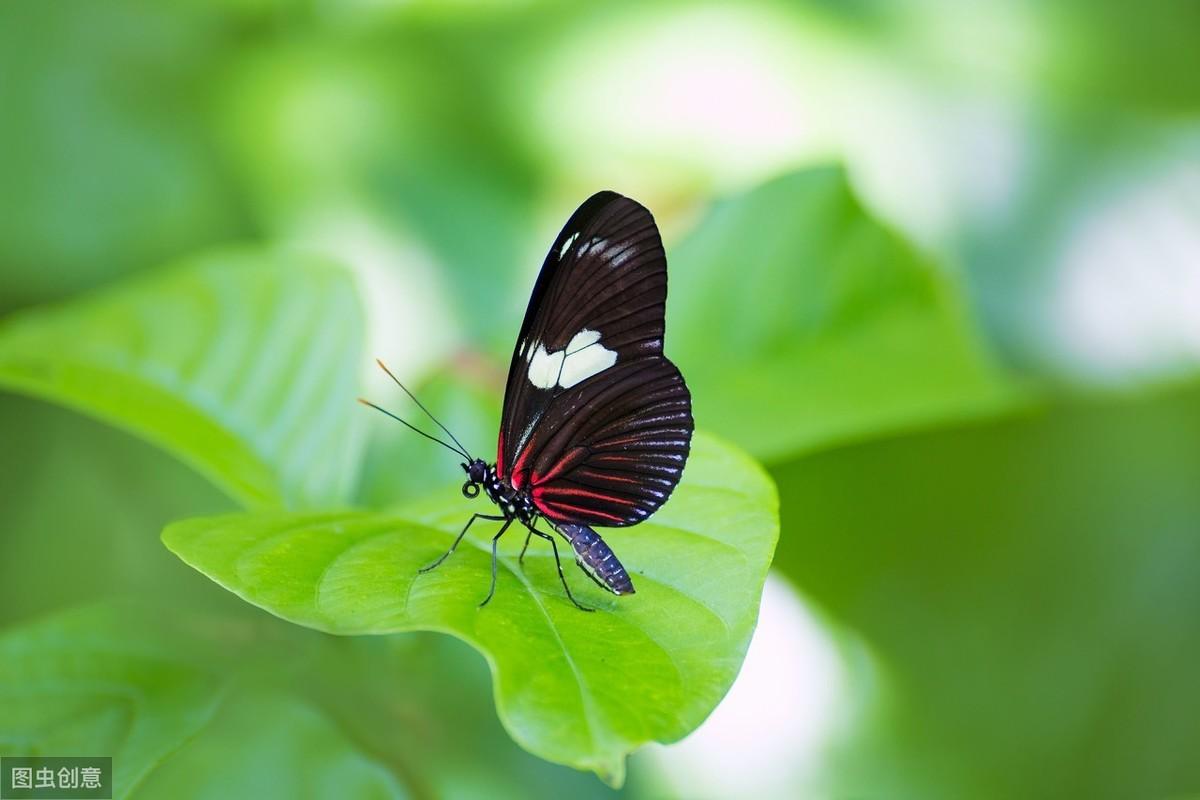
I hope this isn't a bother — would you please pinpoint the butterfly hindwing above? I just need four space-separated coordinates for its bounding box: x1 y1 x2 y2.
497 191 692 526
509 356 692 526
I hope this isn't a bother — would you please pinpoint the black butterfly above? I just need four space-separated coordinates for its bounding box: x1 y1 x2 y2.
361 191 693 610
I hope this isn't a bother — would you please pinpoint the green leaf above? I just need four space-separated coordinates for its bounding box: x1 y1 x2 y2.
0 605 408 799
132 690 408 800
0 605 222 799
162 432 779 786
0 248 365 510
669 166 1023 463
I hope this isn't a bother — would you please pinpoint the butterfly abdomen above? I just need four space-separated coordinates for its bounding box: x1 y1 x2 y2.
553 522 635 595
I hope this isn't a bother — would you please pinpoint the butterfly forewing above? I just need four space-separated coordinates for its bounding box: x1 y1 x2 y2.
497 191 693 526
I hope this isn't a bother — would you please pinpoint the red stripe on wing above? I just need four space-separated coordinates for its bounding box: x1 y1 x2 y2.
534 485 640 506
574 470 644 485
531 446 590 487
586 453 641 464
535 499 627 524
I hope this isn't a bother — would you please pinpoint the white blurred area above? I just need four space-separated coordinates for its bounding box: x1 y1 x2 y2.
826 2 1038 253
836 84 1030 253
523 5 835 202
1050 154 1200 382
521 3 1037 253
646 572 860 800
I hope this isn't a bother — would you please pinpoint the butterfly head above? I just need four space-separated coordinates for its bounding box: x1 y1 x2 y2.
461 458 488 498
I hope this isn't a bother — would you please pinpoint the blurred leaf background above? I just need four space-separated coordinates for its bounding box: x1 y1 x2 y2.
1 1 1199 798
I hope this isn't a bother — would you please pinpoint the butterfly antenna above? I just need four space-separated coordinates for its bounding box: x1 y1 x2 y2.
373 359 474 460
357 398 470 460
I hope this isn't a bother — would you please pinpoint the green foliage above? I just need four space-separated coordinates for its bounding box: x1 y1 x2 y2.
3 3 1198 794
0 595 630 798
0 183 789 788
0 605 458 799
0 395 236 625
0 2 244 311
772 382 1200 798
0 605 228 799
670 167 1022 463
217 25 543 347
163 432 778 785
0 162 1021 790
0 249 365 510
0 605 413 798
0 234 782 787
133 691 408 799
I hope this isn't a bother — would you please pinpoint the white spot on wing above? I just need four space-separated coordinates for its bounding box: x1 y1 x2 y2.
526 328 617 390
559 231 579 260
566 329 601 352
528 344 566 388
609 245 634 267
559 341 617 388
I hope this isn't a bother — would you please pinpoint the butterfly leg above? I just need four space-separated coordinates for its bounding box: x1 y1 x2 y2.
523 521 594 612
420 513 505 574
518 530 534 564
479 517 515 608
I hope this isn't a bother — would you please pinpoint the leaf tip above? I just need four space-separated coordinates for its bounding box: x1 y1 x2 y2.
594 756 626 790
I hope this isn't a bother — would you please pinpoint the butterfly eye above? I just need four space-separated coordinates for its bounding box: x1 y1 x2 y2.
462 481 481 499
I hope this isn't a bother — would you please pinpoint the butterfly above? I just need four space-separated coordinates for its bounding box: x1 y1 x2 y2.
360 191 693 611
